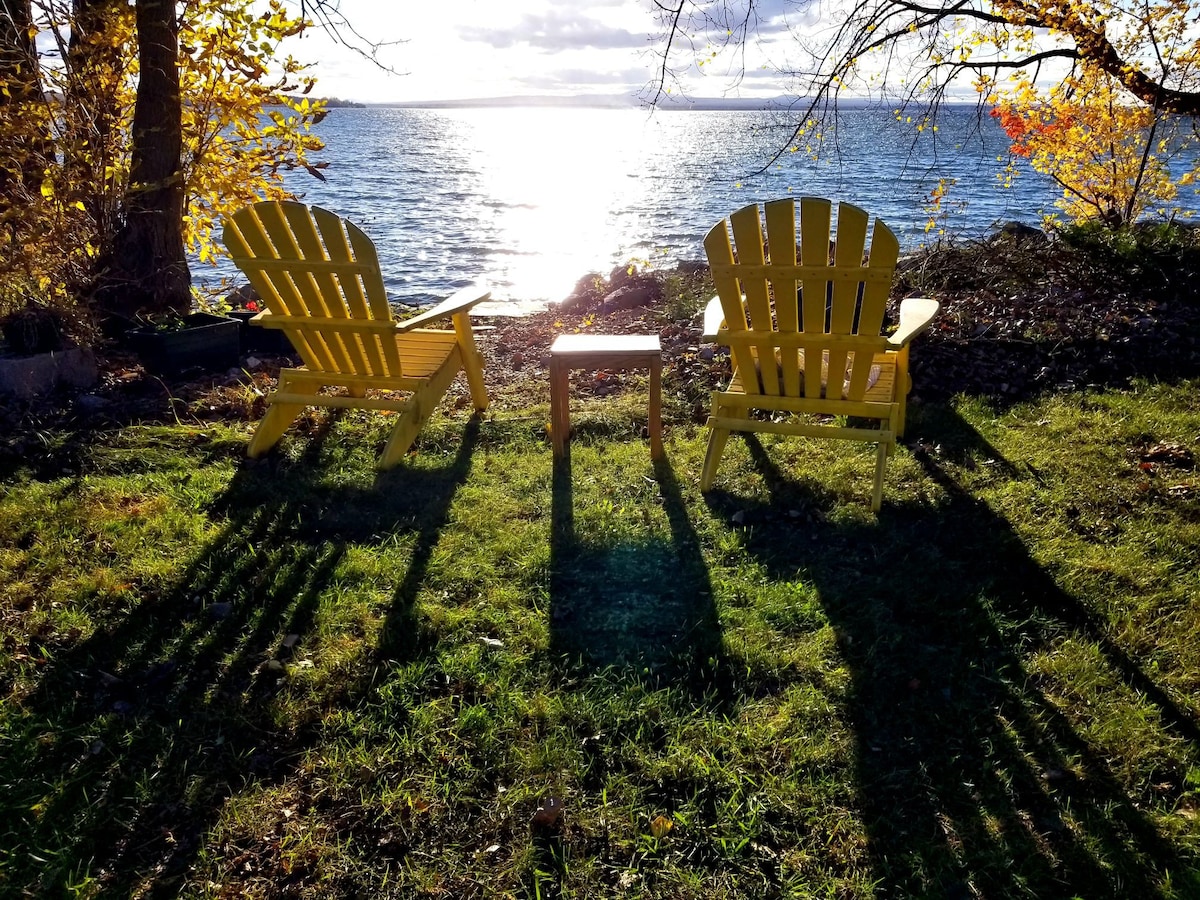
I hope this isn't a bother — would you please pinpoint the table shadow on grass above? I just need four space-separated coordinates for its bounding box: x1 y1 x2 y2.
2 419 481 897
703 413 1200 899
548 451 724 685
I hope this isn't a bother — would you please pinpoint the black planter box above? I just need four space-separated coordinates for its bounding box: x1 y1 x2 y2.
127 313 241 375
228 309 292 355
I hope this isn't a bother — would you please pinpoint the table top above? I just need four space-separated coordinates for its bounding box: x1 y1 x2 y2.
549 333 661 357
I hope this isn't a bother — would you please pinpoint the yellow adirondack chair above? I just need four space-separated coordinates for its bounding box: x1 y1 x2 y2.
700 197 939 510
221 201 490 468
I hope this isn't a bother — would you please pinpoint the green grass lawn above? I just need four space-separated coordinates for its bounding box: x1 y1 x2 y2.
2 377 1199 898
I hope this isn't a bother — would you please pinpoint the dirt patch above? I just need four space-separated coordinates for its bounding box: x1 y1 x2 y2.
896 229 1200 402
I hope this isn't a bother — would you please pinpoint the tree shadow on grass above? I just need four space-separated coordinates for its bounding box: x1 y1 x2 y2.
703 414 1200 899
2 419 481 897
547 451 724 681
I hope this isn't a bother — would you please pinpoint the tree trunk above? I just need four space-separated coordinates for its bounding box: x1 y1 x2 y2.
93 0 190 324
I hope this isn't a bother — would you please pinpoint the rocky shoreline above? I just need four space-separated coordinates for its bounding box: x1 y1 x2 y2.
3 228 1199 461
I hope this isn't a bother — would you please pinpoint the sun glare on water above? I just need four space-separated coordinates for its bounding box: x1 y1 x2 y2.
460 107 653 310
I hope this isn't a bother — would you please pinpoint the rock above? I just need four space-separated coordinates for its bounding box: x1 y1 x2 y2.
609 263 638 288
0 346 98 400
530 797 564 830
993 221 1047 244
226 283 259 307
600 277 663 313
556 273 605 312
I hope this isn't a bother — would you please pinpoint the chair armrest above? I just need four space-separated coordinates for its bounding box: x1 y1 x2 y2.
886 297 940 349
701 295 729 341
396 284 491 332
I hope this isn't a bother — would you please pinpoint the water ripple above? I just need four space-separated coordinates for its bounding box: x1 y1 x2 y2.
194 106 1196 314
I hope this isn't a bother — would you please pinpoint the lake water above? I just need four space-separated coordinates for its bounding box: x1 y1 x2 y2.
194 105 1121 314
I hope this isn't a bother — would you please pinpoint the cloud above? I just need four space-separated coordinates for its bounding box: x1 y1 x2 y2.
460 10 650 52
516 65 651 91
690 0 819 40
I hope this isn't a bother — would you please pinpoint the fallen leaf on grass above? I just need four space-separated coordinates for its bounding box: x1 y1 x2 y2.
650 815 673 838
531 797 564 829
1138 442 1194 468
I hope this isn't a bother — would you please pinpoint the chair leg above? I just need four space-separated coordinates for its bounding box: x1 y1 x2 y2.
700 402 733 491
453 312 489 411
648 357 663 460
378 360 460 469
247 374 307 458
871 440 889 512
896 348 912 438
463 352 489 411
379 403 423 469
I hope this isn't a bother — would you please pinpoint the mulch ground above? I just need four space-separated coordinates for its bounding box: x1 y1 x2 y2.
4 230 1199 461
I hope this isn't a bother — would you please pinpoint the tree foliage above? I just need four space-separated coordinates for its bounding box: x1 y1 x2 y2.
652 0 1200 225
990 66 1180 226
0 0 326 324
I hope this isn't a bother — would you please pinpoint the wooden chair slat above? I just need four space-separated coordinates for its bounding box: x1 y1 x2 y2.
703 217 758 396
729 203 779 396
763 198 802 396
700 196 937 510
221 201 490 468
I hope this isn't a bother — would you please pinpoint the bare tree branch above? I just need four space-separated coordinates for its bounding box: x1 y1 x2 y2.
649 0 1200 125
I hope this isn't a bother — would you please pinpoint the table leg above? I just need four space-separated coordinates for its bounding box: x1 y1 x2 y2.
550 360 568 457
649 356 663 459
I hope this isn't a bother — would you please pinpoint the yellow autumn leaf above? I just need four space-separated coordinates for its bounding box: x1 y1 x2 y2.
650 815 673 838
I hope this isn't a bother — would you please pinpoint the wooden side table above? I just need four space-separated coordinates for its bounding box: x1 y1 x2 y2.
549 333 663 459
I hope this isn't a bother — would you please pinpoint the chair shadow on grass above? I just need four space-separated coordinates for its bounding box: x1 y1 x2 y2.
548 449 724 683
6 417 482 897
703 410 1200 899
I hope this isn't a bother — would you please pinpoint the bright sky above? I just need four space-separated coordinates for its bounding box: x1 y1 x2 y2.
275 0 801 104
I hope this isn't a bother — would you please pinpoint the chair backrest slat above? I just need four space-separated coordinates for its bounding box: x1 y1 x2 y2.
729 204 781 396
826 203 869 399
223 201 401 379
275 202 357 373
798 198 833 398
704 217 757 395
706 198 900 403
763 199 802 396
343 219 403 374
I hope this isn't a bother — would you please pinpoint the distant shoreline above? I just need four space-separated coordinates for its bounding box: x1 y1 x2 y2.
348 95 985 112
